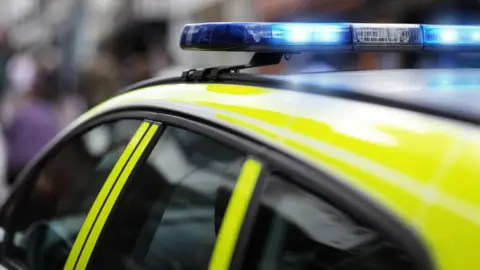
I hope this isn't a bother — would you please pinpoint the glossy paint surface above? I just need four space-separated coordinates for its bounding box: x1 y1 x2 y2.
76 82 480 270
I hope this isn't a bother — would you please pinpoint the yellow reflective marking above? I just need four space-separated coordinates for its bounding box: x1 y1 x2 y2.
206 84 269 95
209 158 263 270
419 130 480 270
75 124 159 269
63 121 151 270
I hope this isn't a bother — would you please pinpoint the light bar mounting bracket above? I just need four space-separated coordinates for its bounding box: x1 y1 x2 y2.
181 52 288 82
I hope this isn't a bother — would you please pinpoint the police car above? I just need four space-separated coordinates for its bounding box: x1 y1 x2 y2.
0 22 478 270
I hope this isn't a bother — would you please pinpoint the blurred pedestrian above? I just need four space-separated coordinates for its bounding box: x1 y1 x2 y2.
77 54 143 148
1 48 38 125
0 30 13 201
0 30 13 96
104 20 175 85
4 65 60 185
78 54 120 109
0 118 7 205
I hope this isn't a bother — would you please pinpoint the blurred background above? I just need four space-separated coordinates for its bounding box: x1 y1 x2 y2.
0 0 479 200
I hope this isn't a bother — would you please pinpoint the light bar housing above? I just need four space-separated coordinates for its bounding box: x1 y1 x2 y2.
180 22 480 52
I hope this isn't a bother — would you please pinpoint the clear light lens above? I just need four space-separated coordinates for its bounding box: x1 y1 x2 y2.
352 24 423 47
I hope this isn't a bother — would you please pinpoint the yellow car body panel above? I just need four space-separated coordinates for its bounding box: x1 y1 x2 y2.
70 82 480 270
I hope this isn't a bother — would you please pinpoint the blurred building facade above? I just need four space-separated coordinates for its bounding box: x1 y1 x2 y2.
1 0 480 83
0 0 257 88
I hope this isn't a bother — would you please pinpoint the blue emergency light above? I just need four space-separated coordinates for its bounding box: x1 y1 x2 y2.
180 22 480 51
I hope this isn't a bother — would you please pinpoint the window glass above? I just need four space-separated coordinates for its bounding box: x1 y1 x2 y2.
242 172 419 270
88 126 246 270
5 120 143 270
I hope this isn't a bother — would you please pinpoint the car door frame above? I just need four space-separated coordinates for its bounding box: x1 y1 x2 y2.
0 110 158 270
73 111 270 270
82 109 434 270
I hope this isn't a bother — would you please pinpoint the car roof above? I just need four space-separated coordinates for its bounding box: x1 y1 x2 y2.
129 68 480 125
275 69 480 123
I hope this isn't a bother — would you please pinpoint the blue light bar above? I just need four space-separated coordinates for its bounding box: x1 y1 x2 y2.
180 22 480 52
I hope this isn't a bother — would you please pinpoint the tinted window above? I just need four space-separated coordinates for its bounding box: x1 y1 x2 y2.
242 172 418 270
4 120 143 270
88 126 246 270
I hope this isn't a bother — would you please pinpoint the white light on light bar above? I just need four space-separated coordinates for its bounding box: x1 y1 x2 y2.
352 24 423 48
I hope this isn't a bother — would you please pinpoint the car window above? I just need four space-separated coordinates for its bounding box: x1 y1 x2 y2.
3 119 143 270
87 125 247 270
240 172 419 270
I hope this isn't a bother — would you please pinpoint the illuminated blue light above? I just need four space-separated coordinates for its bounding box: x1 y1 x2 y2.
270 24 347 44
440 29 458 43
290 29 309 43
473 32 480 40
423 25 480 47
